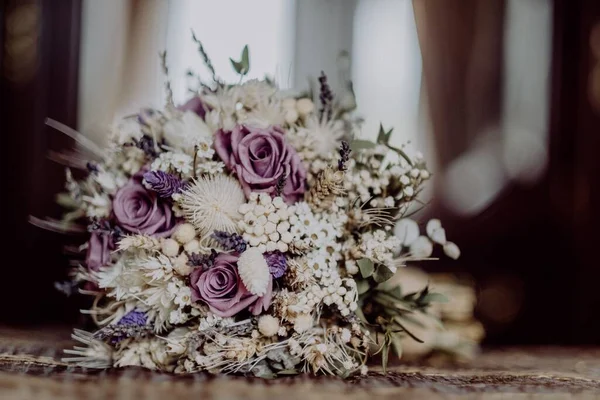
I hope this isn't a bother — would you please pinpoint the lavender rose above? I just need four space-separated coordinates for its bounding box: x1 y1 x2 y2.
113 175 176 237
86 231 115 271
189 253 272 317
214 125 307 203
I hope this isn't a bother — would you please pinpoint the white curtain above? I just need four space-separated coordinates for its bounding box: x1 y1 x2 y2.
78 0 169 145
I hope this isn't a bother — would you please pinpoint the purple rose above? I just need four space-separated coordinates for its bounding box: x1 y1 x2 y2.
113 175 176 237
189 253 272 317
86 231 115 271
214 125 307 203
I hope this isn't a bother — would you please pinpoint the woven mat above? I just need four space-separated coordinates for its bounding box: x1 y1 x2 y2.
0 327 599 399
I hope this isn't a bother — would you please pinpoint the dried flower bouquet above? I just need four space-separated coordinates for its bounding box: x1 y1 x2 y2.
40 40 473 378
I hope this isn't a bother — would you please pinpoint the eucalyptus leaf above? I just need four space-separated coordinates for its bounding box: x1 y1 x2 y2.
358 258 374 278
241 45 249 71
377 124 393 145
277 369 299 376
381 341 389 373
390 332 403 359
373 265 394 283
356 279 370 295
230 59 245 75
386 144 413 166
350 139 376 152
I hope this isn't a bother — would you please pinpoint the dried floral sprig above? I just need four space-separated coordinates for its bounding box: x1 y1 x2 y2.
143 170 187 198
159 51 174 108
338 140 351 171
131 134 160 158
275 170 287 197
187 249 218 268
305 166 345 212
191 30 219 86
211 231 247 253
264 251 287 278
117 234 161 252
318 71 334 121
94 310 153 344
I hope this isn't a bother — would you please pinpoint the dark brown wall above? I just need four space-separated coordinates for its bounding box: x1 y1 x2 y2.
0 0 81 323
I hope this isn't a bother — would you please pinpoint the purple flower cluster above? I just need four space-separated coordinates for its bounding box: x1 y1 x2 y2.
211 231 247 253
143 170 186 198
117 310 148 326
264 251 287 278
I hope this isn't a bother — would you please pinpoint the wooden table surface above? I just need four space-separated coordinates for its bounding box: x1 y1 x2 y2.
0 326 599 399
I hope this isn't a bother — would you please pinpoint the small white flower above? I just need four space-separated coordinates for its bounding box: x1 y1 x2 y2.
257 315 279 337
171 153 193 175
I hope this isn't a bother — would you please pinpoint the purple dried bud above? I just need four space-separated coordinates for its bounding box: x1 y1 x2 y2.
187 249 218 269
143 170 186 198
264 251 287 278
212 231 247 253
118 310 147 326
318 71 334 120
338 140 351 171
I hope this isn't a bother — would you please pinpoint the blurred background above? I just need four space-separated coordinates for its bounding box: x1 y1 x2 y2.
1 0 599 346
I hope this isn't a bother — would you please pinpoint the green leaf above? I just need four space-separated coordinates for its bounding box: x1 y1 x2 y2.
277 369 299 376
376 124 394 145
386 144 413 166
229 45 250 76
390 332 403 359
241 45 249 71
381 341 389 373
358 258 374 278
350 139 376 152
373 265 394 283
421 292 449 304
356 279 370 295
388 286 403 299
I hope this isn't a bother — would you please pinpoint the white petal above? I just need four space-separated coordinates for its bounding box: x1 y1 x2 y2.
410 236 433 258
443 242 461 260
237 248 270 295
430 227 447 245
426 219 442 238
394 219 420 246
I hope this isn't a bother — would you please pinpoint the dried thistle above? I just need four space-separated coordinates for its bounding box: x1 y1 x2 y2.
305 166 345 212
117 235 161 252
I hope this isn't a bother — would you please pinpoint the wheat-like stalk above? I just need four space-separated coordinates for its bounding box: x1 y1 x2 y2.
117 235 161 252
305 166 345 212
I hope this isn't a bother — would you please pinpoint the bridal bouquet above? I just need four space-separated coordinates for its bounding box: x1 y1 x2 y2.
45 42 469 378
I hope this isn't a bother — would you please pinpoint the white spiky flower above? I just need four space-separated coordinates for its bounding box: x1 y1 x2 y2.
177 175 245 236
237 247 270 296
